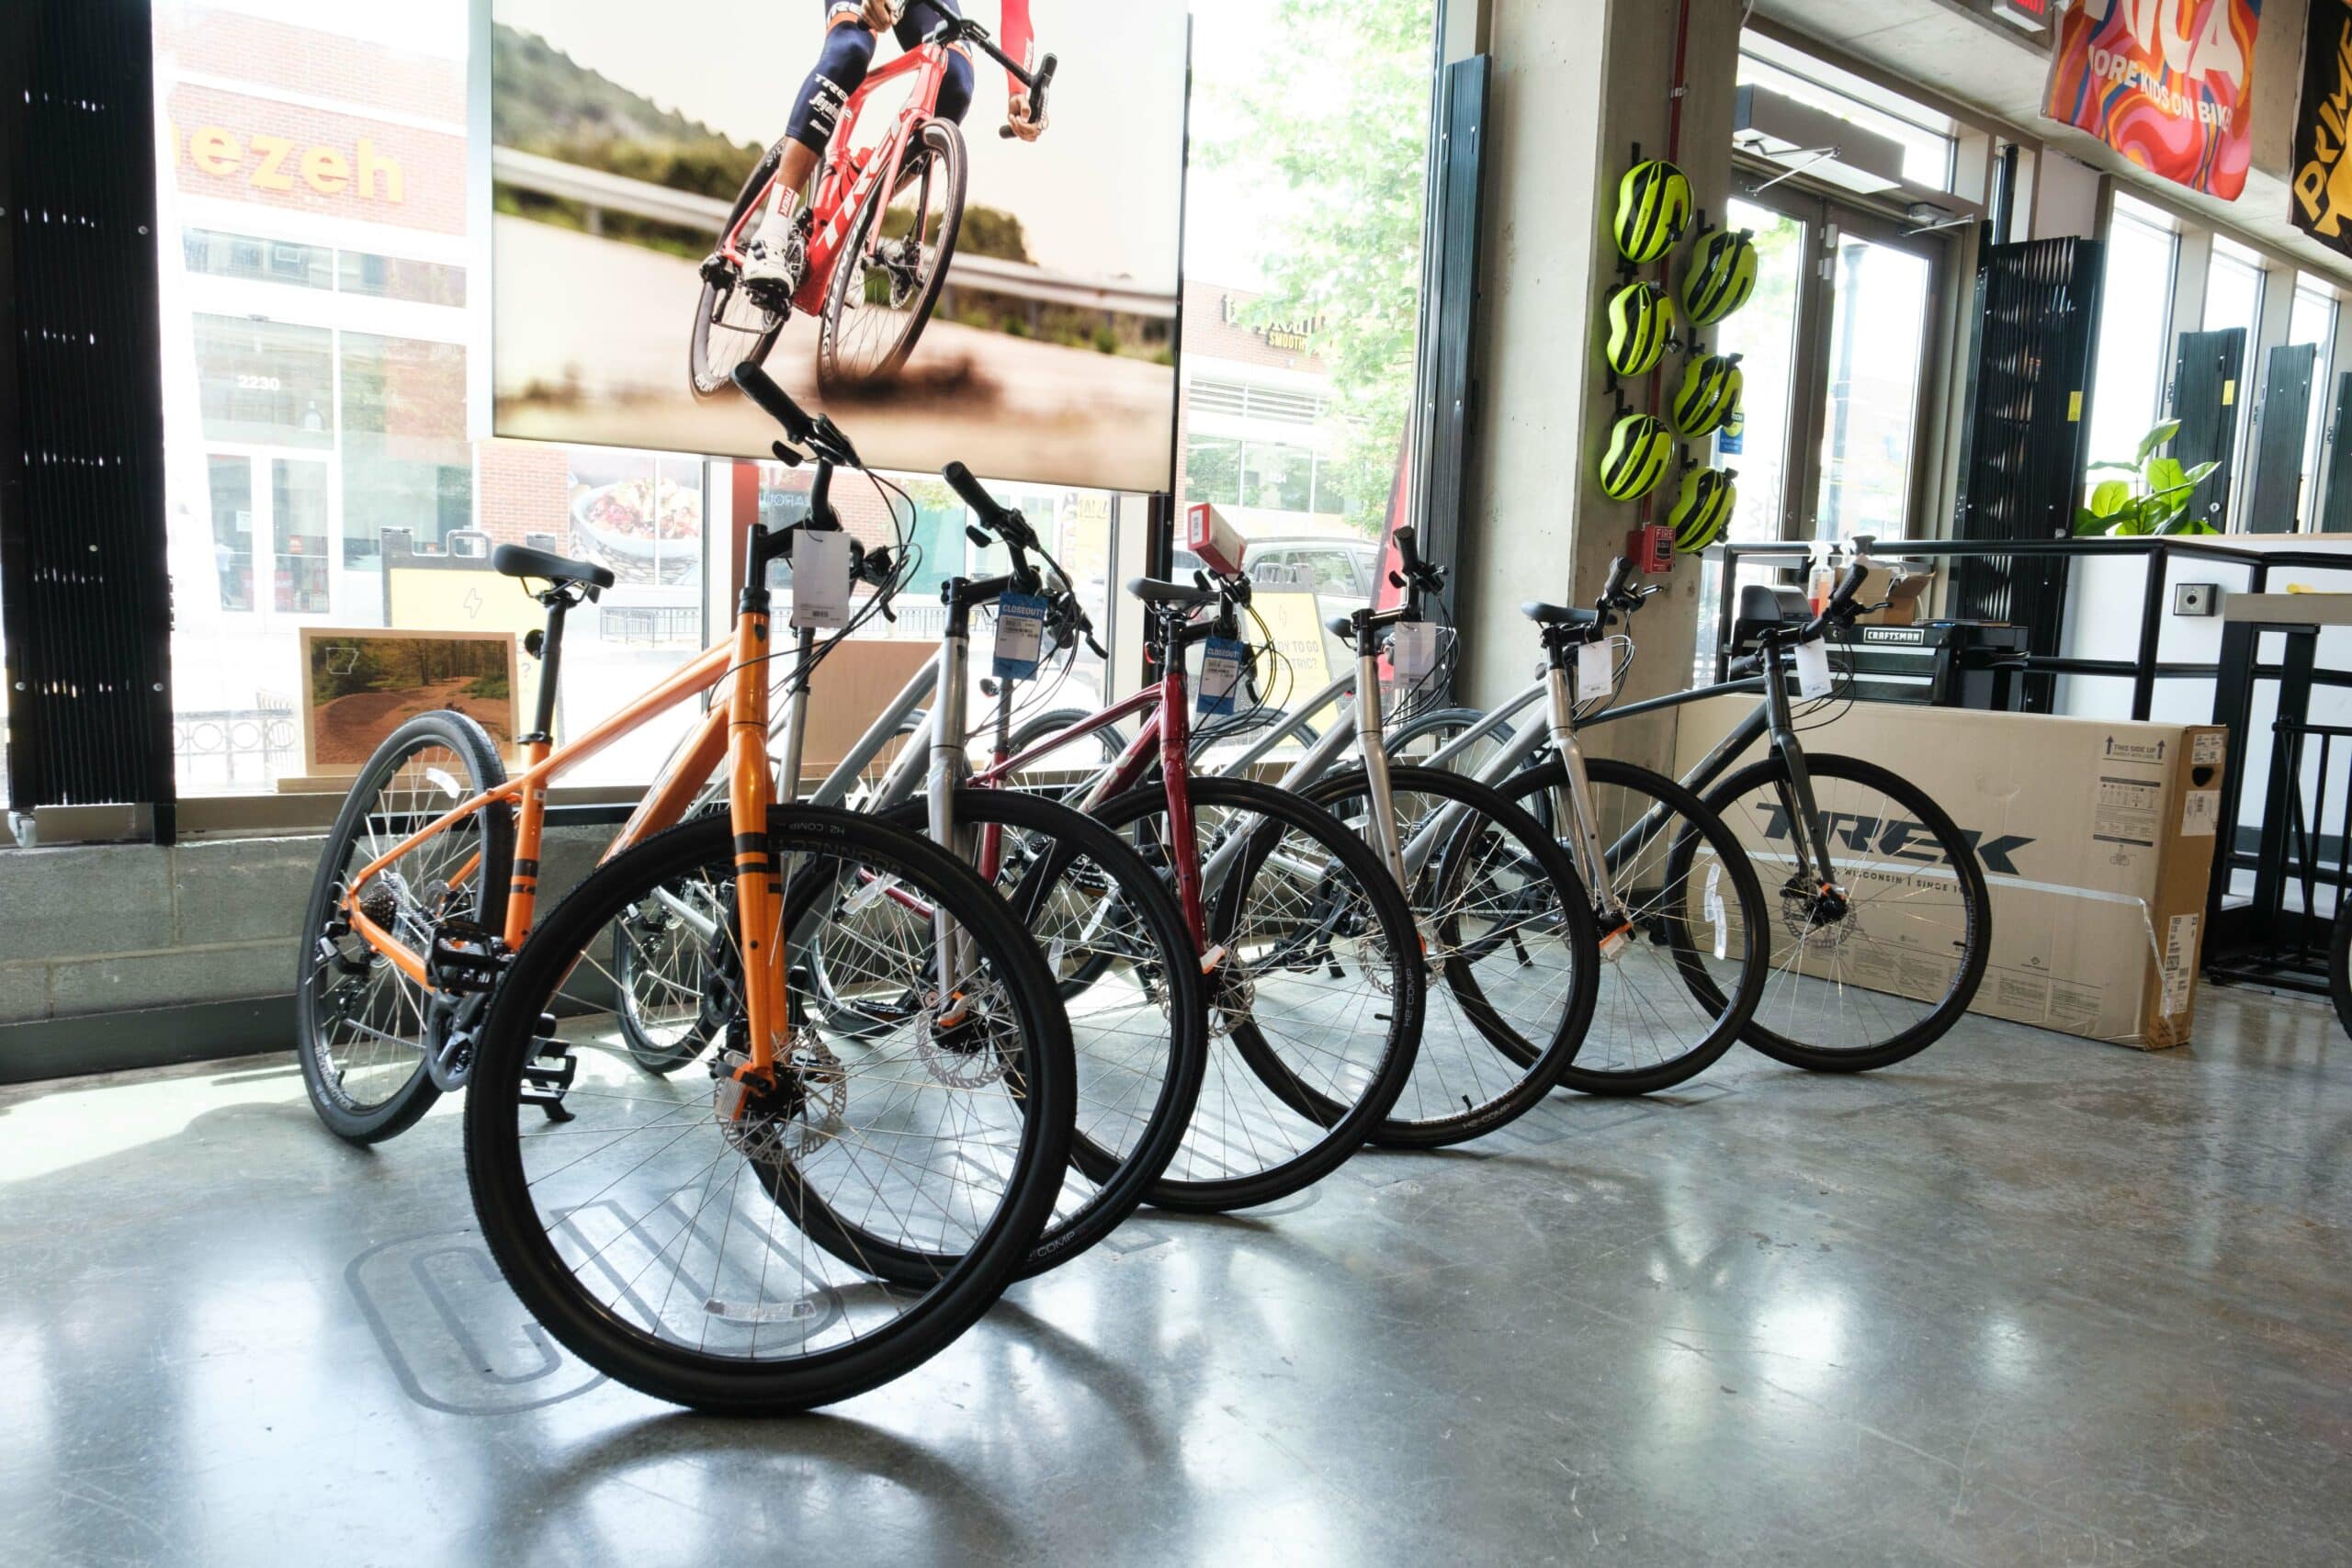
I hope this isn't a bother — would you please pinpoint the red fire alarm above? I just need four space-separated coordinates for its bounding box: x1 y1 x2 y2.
1627 523 1674 576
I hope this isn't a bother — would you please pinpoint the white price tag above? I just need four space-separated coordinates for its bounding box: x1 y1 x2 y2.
790 529 853 630
1575 641 1614 702
1792 637 1834 700
1704 863 1727 961
1389 619 1437 680
1199 636 1245 716
992 592 1047 680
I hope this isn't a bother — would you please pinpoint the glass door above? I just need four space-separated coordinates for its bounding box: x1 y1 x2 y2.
204 450 337 624
1696 177 1949 676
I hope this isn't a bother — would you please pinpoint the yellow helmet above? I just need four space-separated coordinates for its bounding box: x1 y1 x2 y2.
1671 353 1744 437
1614 159 1692 264
1598 413 1674 502
1668 467 1737 553
1682 229 1758 325
1603 283 1676 378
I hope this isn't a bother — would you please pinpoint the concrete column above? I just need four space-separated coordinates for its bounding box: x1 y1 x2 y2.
1454 0 1746 772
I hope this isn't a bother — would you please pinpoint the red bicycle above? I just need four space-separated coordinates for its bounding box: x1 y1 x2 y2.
688 2 1055 395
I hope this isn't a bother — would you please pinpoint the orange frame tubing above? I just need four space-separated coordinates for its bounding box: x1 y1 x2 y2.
342 637 744 997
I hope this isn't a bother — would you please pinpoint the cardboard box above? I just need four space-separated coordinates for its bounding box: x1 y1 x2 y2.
1854 566 1932 626
1673 698 2229 1050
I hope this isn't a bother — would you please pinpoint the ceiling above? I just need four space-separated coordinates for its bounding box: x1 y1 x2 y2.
1753 0 2352 287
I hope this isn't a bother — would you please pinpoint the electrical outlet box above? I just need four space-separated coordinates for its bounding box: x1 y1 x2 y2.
2173 581 2219 617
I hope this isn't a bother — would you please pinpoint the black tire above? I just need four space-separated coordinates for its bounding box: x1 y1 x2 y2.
1702 752 1991 1072
873 790 1207 1278
297 710 513 1144
1087 776 1424 1211
2332 902 2352 1041
688 144 787 400
462 810 1075 1416
1299 766 1601 1146
819 119 966 387
1497 757 1770 1096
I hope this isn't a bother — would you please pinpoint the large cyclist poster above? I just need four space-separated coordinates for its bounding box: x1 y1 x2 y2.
486 0 1187 493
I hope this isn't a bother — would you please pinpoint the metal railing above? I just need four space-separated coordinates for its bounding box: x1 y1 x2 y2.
492 146 1178 321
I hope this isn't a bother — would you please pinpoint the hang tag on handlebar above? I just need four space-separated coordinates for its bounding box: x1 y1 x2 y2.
1575 641 1614 702
992 592 1047 680
1198 636 1245 716
1793 637 1834 700
790 529 853 630
1388 619 1437 680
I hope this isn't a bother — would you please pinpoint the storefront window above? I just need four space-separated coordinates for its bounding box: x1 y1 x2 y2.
340 332 472 562
2087 197 2177 474
192 316 334 449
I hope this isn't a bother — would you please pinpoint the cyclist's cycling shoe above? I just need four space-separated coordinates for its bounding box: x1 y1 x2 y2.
741 232 808 313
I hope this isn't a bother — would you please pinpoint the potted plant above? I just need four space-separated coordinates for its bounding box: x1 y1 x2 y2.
2073 419 2222 536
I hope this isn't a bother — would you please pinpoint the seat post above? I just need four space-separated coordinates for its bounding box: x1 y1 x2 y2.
527 594 569 743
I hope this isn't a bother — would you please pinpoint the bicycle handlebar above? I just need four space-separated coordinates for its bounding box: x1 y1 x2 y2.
733 363 861 468
900 0 1056 132
1005 56 1057 139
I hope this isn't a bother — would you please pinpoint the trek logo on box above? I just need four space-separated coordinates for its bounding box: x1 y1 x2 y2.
1758 805 2036 876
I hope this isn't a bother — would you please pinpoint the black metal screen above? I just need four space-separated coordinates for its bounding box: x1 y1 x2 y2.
0 0 175 838
2247 341 2317 533
1414 54 1491 604
2326 372 2352 534
2170 327 2245 533
1951 235 2104 712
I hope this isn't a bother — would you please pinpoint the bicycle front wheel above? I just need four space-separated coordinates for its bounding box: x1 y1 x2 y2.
1091 776 1424 1211
878 789 1207 1279
1302 765 1600 1146
1702 751 1991 1072
461 810 1075 1415
819 119 966 387
688 144 786 399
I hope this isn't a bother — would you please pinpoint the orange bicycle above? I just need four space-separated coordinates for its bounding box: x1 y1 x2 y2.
295 380 1076 1412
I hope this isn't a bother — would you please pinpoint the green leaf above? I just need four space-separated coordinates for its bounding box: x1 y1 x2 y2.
2087 459 2144 473
2073 506 2109 536
2143 456 2188 493
2136 419 2182 464
2089 479 2132 518
2179 459 2220 488
2157 514 2219 536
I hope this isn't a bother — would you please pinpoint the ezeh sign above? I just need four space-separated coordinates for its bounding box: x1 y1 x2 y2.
2290 0 2352 254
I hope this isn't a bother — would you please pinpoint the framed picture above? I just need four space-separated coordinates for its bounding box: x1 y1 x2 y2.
299 626 524 778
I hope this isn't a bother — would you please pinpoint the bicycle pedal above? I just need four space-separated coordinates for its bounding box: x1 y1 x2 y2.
521 1036 577 1121
426 919 508 996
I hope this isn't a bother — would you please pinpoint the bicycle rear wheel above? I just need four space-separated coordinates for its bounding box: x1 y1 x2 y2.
688 144 786 399
461 810 1075 1415
1089 776 1423 1210
819 119 966 387
1702 751 1990 1071
1497 757 1768 1095
297 710 512 1143
1301 766 1600 1145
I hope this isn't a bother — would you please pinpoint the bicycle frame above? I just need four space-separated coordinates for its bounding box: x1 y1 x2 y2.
719 39 955 318
339 564 797 1079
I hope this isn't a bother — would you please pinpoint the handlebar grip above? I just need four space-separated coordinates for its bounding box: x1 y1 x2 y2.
1392 525 1421 573
943 460 998 516
732 364 815 444
1601 556 1637 604
1835 558 1871 605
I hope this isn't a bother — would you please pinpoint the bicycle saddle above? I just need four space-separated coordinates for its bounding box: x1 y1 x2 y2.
1521 601 1598 626
1126 576 1217 609
1325 614 1356 640
493 544 616 592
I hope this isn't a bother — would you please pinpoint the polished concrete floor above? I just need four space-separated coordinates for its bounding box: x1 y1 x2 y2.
1 983 2346 1565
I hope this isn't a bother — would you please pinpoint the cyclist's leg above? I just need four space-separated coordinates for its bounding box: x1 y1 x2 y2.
779 6 880 192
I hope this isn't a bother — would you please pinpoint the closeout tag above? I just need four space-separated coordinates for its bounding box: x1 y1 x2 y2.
790 529 853 630
1576 641 1615 702
1388 619 1437 680
1792 637 1834 700
1199 637 1246 716
992 592 1048 680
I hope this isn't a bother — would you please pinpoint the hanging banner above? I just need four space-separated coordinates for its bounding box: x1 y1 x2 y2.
2041 0 2264 200
2291 0 2352 253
